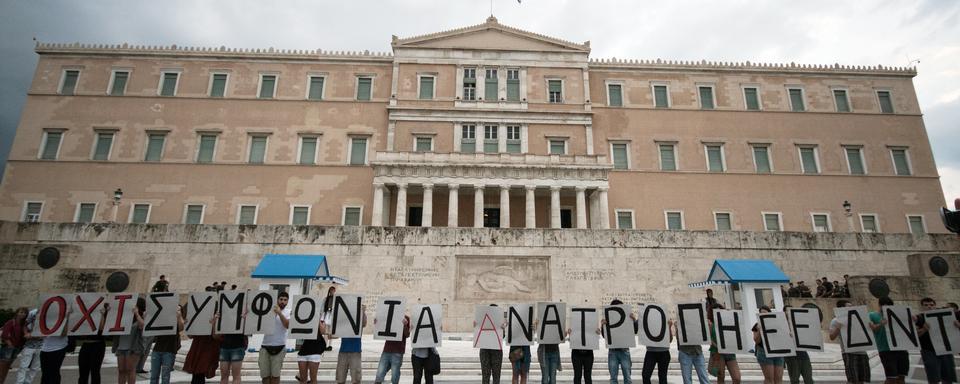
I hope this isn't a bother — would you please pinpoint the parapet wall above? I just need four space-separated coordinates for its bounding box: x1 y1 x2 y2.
1 221 957 331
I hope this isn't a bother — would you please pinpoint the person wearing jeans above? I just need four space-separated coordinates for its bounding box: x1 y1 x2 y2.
374 315 410 384
17 310 42 384
149 308 183 384
677 345 711 384
604 299 637 384
539 343 560 384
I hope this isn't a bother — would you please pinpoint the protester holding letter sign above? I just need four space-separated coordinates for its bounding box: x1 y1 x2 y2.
297 317 328 384
214 306 248 384
473 304 504 384
374 314 410 384
916 297 958 384
17 309 43 384
75 302 110 384
258 291 290 384
150 305 185 384
752 306 785 384
602 299 637 384
869 297 909 384
782 306 814 384
708 304 741 384
0 307 28 384
829 300 870 384
336 301 367 384
112 297 146 384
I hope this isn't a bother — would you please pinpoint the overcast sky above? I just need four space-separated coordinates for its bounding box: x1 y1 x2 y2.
1 0 958 203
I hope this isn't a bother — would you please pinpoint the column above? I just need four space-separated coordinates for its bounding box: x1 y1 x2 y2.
371 183 384 226
422 184 434 228
474 184 485 228
525 185 536 229
500 185 511 228
447 184 459 228
598 187 610 229
550 186 561 229
575 186 587 229
395 183 407 227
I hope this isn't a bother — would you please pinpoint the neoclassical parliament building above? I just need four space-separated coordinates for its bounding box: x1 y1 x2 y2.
0 16 947 235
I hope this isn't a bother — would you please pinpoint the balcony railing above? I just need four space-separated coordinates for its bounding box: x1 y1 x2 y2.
374 151 611 169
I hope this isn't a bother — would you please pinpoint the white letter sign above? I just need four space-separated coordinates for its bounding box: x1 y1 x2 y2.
569 307 599 350
473 305 504 350
835 306 875 353
143 292 179 337
67 293 105 336
184 292 216 336
677 302 709 346
411 304 442 348
374 297 406 341
537 302 567 344
507 304 534 346
757 312 796 357
788 307 823 352
714 309 749 354
603 304 636 349
331 294 363 338
882 305 919 352
923 308 960 356
289 295 321 340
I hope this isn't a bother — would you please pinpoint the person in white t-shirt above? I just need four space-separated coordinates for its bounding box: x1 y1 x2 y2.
258 292 290 384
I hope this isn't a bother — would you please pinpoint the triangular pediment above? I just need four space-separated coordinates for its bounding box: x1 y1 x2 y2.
393 16 590 53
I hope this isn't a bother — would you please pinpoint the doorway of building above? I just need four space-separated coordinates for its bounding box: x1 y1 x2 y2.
484 208 500 228
560 209 573 228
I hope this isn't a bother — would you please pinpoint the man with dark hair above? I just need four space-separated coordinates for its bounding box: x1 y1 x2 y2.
787 283 799 298
822 278 834 297
151 275 169 292
259 292 290 384
830 300 869 384
815 279 825 298
870 297 908 384
797 281 812 298
916 297 957 384
705 289 719 308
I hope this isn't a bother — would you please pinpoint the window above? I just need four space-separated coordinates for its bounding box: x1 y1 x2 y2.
196 134 217 163
418 75 434 100
698 86 715 109
860 214 879 233
415 136 433 152
506 125 522 153
291 206 310 225
60 70 80 95
752 145 772 173
144 133 166 162
92 131 114 160
763 213 782 231
129 204 151 224
159 72 179 96
811 213 831 232
356 76 372 101
549 139 566 155
210 73 228 97
547 80 562 103
788 88 805 111
483 125 499 153
715 212 732 231
22 202 43 222
743 87 760 110
665 211 684 230
462 68 476 100
705 144 725 172
460 124 476 153
308 76 324 100
506 69 520 101
237 205 258 225
833 89 850 112
484 69 498 101
483 208 500 228
611 143 629 170
652 84 670 108
40 130 63 160
607 83 623 107
109 71 129 96
299 136 318 165
907 215 925 235
258 74 277 99
877 91 894 113
342 206 362 225
184 204 205 224
615 210 634 229
890 148 911 176
659 143 677 171
248 135 268 164
349 137 367 165
798 146 819 174
75 203 97 223
845 146 866 175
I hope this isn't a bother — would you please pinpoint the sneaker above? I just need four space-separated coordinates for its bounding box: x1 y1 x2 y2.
325 346 332 351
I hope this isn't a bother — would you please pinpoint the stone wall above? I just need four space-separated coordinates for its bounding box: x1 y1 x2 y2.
1 221 957 331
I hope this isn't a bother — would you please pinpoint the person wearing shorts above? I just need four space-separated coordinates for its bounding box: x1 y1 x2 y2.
217 334 246 384
916 297 958 384
258 292 290 384
297 319 327 384
870 297 909 384
829 300 869 384
754 305 785 384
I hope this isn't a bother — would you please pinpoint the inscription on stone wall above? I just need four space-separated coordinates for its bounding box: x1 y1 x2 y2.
455 255 550 301
600 292 658 306
383 267 441 284
564 269 616 281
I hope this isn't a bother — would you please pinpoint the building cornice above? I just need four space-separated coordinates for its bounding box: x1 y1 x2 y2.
392 16 590 53
589 58 916 77
35 42 394 63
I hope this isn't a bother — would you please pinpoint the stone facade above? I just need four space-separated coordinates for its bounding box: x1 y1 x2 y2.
0 17 947 234
2 221 957 332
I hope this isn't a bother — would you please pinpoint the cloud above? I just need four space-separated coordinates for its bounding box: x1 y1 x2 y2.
939 166 960 205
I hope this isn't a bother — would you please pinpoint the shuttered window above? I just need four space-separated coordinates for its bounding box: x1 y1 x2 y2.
419 76 434 100
145 133 166 162
706 145 724 172
210 74 227 97
715 213 732 231
349 137 367 165
93 132 114 160
744 87 760 110
549 140 566 155
76 203 96 223
485 69 498 101
110 71 128 96
291 206 310 225
343 207 362 225
548 80 562 103
356 77 372 100
308 76 324 100
611 143 628 170
764 213 781 231
483 125 498 153
653 85 669 108
908 216 924 234
877 91 894 113
197 135 217 163
608 84 623 106
415 137 432 152
834 89 850 112
41 131 62 160
666 212 683 230
248 136 268 164
789 88 805 111
506 69 520 101
185 205 204 224
845 147 865 175
616 211 633 229
130 204 150 224
659 144 676 171
699 86 715 109
891 149 911 176
753 145 771 173
299 136 317 165
160 72 178 96
61 70 80 95
259 75 277 99
799 147 819 174
238 206 257 225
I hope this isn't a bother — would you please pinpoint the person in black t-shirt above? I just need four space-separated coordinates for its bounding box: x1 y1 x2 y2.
297 319 327 384
915 297 957 384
